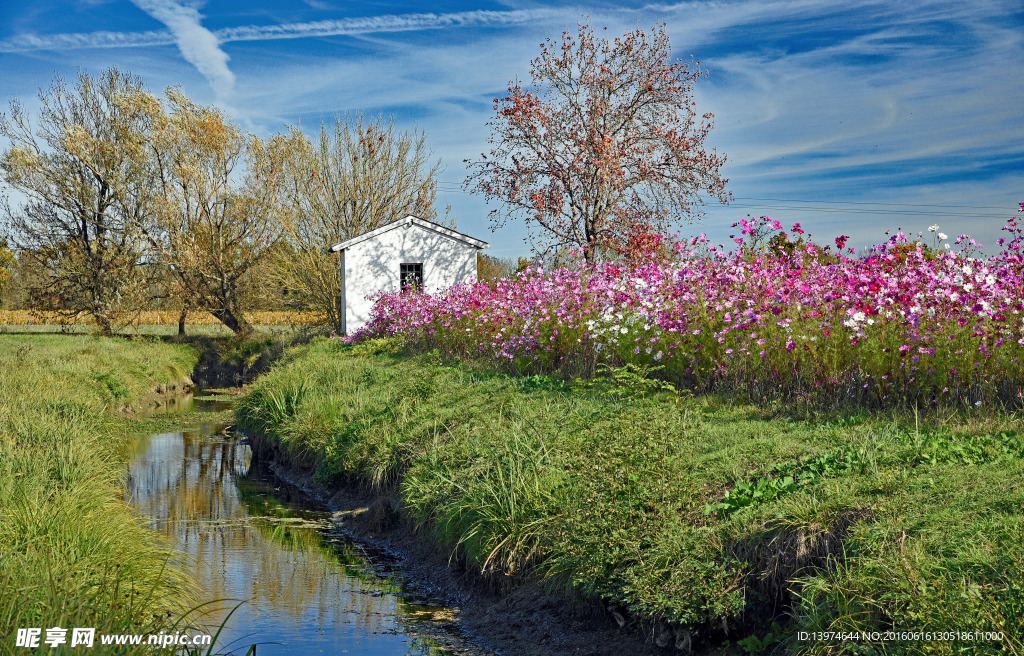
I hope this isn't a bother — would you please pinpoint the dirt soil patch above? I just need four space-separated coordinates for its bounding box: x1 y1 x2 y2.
260 459 692 656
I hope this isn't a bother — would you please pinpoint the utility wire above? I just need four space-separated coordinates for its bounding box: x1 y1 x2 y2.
431 182 1016 218
723 204 1007 219
727 197 1015 211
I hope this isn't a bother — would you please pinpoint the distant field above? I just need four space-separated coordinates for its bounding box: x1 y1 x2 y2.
0 310 322 336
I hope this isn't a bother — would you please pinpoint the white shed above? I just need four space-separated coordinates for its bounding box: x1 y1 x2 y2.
328 215 490 335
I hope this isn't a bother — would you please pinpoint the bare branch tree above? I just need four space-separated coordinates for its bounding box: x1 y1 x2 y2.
272 114 445 333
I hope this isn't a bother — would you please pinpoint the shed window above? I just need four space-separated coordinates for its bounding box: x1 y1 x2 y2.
400 263 423 291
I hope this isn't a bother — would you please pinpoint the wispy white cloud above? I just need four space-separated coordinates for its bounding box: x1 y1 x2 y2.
0 0 1019 253
0 29 173 51
0 7 565 54
129 0 235 99
0 5 562 104
215 9 561 42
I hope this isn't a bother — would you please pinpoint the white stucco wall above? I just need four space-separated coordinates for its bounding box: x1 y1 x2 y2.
342 220 480 334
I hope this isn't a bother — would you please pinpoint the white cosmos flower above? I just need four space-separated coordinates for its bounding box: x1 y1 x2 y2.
929 225 939 232
938 232 948 240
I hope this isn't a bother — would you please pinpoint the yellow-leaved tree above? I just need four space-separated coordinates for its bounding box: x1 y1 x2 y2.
0 68 154 334
0 238 14 305
133 88 297 336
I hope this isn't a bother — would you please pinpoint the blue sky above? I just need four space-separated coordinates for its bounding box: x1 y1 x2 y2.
1 0 1021 258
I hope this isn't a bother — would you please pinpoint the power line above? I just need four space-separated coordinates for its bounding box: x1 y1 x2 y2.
726 197 1015 211
432 182 1016 218
723 204 1007 219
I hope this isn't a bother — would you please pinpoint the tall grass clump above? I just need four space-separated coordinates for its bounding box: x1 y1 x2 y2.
403 416 564 578
352 205 1024 412
239 340 1022 652
0 335 199 650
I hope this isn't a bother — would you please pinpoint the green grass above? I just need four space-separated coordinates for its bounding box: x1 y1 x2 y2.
237 338 1024 654
0 334 200 655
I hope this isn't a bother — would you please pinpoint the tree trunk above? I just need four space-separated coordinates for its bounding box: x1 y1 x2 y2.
211 307 254 337
94 313 114 337
333 292 344 336
177 308 187 337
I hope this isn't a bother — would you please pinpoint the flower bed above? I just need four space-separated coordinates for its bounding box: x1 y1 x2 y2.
354 205 1024 409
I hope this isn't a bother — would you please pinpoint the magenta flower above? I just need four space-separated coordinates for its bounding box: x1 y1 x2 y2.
354 206 1024 409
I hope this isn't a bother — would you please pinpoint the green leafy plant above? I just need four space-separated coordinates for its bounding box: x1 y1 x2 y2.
574 363 681 400
706 476 798 517
736 622 786 655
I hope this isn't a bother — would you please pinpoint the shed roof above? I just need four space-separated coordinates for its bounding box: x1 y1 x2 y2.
327 215 490 253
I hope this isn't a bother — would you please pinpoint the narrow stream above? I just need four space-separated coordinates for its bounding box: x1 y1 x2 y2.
127 391 493 656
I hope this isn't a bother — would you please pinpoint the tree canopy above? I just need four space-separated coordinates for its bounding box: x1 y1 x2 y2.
134 88 297 336
0 68 153 333
466 22 730 262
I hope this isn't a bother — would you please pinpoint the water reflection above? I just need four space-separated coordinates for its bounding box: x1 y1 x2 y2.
146 391 237 415
128 408 489 656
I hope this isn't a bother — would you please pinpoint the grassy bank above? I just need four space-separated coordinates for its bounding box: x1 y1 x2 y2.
0 335 199 651
237 338 1023 654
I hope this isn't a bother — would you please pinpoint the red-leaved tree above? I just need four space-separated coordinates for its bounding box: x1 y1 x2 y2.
465 21 730 262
